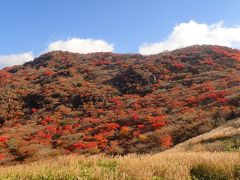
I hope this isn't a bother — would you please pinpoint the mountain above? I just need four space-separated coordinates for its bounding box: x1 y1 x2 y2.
0 45 239 163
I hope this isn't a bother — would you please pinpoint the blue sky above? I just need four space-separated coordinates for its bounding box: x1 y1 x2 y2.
0 0 240 67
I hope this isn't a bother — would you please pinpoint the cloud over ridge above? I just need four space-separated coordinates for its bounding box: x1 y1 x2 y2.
47 38 114 53
139 20 240 55
0 52 33 68
0 38 114 68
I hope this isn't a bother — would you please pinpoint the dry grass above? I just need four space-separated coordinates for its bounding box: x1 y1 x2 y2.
0 152 239 179
168 118 240 152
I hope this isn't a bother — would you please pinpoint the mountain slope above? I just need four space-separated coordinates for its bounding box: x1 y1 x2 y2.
0 45 240 163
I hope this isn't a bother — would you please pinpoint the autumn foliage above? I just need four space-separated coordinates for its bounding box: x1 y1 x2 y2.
0 45 239 163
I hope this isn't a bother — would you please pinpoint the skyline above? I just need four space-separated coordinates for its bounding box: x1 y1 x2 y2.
1 0 240 67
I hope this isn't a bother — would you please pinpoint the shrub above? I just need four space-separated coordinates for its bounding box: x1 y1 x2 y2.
0 136 8 143
120 126 130 135
152 121 166 129
223 136 240 152
31 108 38 113
72 141 98 150
131 114 140 121
43 69 54 76
97 160 117 172
234 165 240 179
173 63 185 69
160 135 173 148
0 154 4 160
190 164 230 180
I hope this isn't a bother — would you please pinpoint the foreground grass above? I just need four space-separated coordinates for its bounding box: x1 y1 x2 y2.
0 152 239 180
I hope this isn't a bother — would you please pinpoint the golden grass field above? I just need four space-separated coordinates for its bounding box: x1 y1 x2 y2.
0 152 239 180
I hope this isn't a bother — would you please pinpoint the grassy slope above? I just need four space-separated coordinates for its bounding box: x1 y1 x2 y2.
168 118 240 152
0 152 239 179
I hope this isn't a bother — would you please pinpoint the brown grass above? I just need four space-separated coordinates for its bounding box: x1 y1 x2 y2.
168 118 240 152
0 152 239 179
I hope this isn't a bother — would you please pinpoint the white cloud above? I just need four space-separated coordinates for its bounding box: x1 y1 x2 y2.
47 37 114 53
139 20 240 55
0 52 34 68
0 37 113 68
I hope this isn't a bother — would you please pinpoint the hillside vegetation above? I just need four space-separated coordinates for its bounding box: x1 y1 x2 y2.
0 152 239 179
168 117 240 152
0 45 240 163
0 120 239 179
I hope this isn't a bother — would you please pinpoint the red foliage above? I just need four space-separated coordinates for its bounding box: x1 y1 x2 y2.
73 123 80 128
111 97 123 106
0 71 11 79
207 91 227 99
173 63 185 69
198 91 228 102
94 134 105 141
86 127 93 132
160 135 173 148
14 123 22 127
72 141 98 149
31 108 38 113
37 131 52 139
44 116 53 122
152 115 167 122
0 154 4 160
133 131 140 137
46 125 57 133
152 121 166 128
43 69 54 76
94 60 111 66
120 126 130 134
201 59 214 65
103 123 120 130
41 120 48 125
82 117 100 123
0 45 240 161
131 114 140 121
97 109 104 113
0 137 8 143
137 124 145 129
216 98 229 104
64 125 73 131
185 97 197 104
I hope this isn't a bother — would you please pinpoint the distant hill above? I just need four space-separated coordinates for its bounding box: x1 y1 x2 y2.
0 45 239 164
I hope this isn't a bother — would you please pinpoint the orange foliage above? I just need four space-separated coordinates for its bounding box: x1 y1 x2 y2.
0 137 8 143
120 126 130 134
43 69 54 76
160 135 173 148
72 141 98 149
